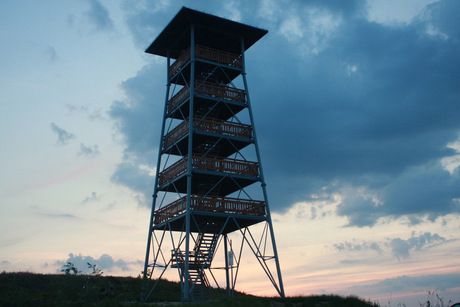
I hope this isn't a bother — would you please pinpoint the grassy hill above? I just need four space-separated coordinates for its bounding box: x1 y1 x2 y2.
0 272 378 306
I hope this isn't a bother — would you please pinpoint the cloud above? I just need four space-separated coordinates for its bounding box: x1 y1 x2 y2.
224 0 242 22
81 192 100 204
338 164 460 226
36 212 80 220
333 232 447 260
0 237 24 248
112 0 460 226
44 45 57 62
351 272 460 294
111 162 153 206
56 253 132 273
86 0 114 31
79 143 100 157
50 123 75 145
253 0 460 224
0 260 11 271
389 232 446 260
122 0 172 47
66 104 104 121
334 240 383 254
109 63 162 206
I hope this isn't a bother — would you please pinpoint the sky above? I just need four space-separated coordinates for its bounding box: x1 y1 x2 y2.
1 0 460 305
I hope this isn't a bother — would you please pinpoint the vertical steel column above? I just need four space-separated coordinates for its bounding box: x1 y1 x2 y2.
143 54 171 280
224 234 230 295
183 25 196 301
240 39 285 298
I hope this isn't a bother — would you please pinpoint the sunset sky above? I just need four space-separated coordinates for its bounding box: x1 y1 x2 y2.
1 0 460 305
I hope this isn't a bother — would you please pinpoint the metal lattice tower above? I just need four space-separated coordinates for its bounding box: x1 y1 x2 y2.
142 7 285 301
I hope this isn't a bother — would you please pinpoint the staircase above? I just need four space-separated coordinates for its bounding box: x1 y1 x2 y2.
171 233 220 300
193 233 219 266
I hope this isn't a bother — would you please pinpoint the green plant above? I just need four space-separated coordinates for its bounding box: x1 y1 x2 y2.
60 262 81 275
87 262 103 276
418 290 453 307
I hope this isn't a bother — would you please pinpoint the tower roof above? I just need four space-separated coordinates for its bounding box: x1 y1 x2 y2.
145 7 268 58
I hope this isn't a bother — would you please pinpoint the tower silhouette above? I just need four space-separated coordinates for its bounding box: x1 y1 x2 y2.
143 7 285 301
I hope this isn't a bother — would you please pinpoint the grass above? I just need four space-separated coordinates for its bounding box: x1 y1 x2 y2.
0 272 379 306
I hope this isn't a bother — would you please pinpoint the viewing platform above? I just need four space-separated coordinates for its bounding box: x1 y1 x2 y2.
154 196 266 233
158 156 259 195
163 118 253 156
169 45 243 85
167 81 246 120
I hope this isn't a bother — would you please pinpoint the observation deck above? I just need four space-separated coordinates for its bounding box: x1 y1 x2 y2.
169 45 242 85
158 156 259 195
163 117 253 156
167 81 246 120
153 195 266 233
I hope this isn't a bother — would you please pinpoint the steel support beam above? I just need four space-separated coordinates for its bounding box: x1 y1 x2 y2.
143 54 171 282
240 38 285 298
183 24 196 301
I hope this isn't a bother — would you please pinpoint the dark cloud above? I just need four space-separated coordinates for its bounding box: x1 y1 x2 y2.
111 0 460 225
79 143 100 157
389 232 446 260
111 162 153 206
338 164 460 227
109 64 164 164
86 0 113 31
50 122 75 145
109 62 165 206
57 253 132 273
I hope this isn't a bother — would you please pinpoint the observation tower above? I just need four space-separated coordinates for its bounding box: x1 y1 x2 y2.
143 7 284 301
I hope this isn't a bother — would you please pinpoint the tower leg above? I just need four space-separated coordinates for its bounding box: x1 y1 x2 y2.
183 24 196 301
224 234 231 295
240 38 285 298
142 54 171 301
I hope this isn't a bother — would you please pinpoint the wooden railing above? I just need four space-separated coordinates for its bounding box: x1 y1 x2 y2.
192 155 258 176
158 156 259 186
167 81 246 114
196 81 246 102
154 196 265 224
168 45 242 77
163 118 252 149
169 49 189 77
163 121 189 149
158 158 188 185
155 197 187 224
196 45 242 68
167 86 189 114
